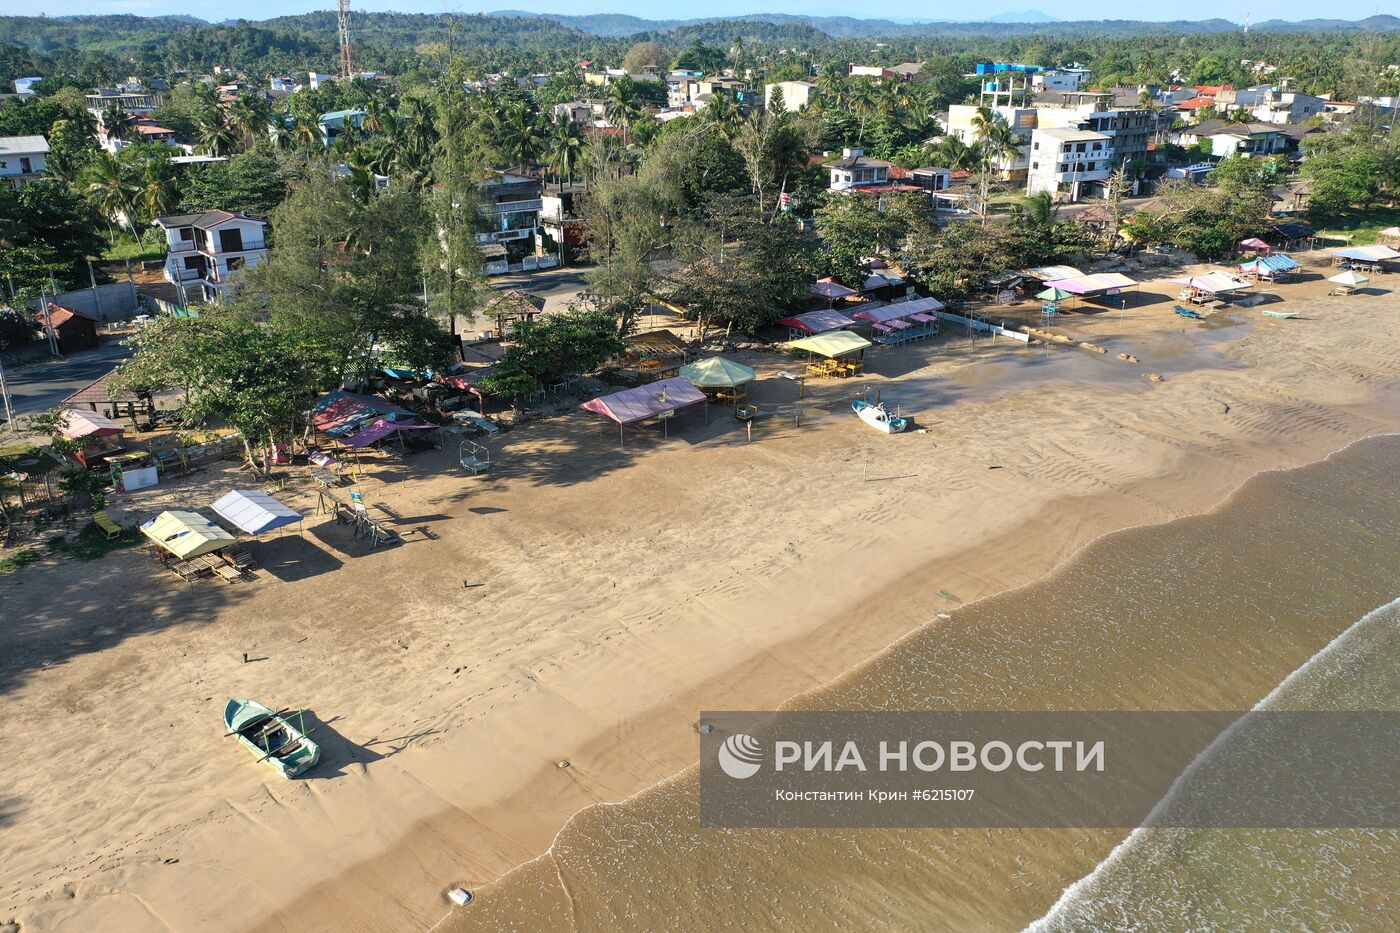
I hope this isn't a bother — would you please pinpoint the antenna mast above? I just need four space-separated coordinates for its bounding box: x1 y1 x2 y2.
337 0 354 80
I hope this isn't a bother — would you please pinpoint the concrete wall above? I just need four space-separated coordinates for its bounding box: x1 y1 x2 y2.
28 281 141 322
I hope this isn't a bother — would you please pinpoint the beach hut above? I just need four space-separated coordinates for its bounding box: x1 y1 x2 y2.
141 510 235 560
1328 270 1370 294
1330 244 1400 272
777 308 859 338
580 376 708 446
1170 272 1253 304
787 331 872 379
679 357 756 404
1041 273 1138 308
1238 237 1272 255
211 489 304 536
808 278 858 309
55 408 126 468
853 297 943 345
1378 226 1400 247
1238 254 1300 281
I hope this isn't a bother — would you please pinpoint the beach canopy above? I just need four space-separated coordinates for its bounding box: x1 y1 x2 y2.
1037 287 1074 301
679 357 756 389
853 296 945 324
338 417 436 448
1239 237 1272 251
862 272 906 291
580 376 706 425
777 308 858 334
1042 273 1137 295
1239 254 1299 274
1328 270 1370 287
141 510 235 559
787 331 873 358
1170 272 1253 294
312 389 417 437
1331 245 1400 262
1022 265 1083 282
1379 226 1400 238
56 408 124 439
809 278 857 301
211 489 303 536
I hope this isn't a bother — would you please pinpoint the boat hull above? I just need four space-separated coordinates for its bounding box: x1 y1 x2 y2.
224 698 321 778
851 400 909 434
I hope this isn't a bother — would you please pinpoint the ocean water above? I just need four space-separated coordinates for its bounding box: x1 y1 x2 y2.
459 435 1400 932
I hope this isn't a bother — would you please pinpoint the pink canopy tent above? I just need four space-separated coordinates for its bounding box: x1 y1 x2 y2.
57 408 123 439
853 296 945 325
1239 237 1272 254
580 376 707 445
809 278 857 302
777 309 858 334
1042 273 1138 296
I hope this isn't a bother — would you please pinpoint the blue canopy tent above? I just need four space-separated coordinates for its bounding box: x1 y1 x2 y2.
211 489 304 536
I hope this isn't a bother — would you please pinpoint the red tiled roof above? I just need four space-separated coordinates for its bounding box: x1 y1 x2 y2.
36 303 97 329
1178 97 1214 109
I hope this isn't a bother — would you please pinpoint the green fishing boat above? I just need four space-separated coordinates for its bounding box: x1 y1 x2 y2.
224 699 320 778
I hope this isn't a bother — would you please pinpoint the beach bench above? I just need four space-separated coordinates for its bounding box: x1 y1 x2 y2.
93 511 122 539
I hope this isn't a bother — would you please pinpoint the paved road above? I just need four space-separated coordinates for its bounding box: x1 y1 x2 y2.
488 265 594 313
1 340 132 421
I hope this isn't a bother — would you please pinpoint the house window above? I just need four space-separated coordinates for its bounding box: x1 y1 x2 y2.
179 227 193 241
218 228 244 252
1032 161 1039 169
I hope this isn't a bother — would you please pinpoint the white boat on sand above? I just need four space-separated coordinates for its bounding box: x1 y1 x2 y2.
851 399 909 434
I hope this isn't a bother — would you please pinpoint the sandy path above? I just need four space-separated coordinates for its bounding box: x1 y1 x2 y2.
3 259 1400 932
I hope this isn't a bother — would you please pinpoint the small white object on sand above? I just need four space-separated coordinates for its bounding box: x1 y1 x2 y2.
448 888 474 906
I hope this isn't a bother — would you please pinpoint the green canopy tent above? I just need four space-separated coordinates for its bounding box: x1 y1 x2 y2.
679 357 757 404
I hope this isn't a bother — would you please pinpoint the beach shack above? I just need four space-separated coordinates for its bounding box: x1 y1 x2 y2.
1171 272 1253 305
787 330 872 379
679 357 756 405
1040 273 1138 309
808 278 859 309
580 376 708 445
1378 227 1400 248
777 309 859 340
1330 245 1400 274
1238 254 1300 282
55 408 125 468
852 297 943 346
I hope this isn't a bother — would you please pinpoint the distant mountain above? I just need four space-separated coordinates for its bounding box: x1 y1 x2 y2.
985 11 1061 24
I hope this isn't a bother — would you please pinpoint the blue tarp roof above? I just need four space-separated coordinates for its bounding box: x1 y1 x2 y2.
1240 254 1300 273
211 489 303 536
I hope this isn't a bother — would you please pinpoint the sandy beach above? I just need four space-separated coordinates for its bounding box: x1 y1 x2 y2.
4 255 1400 932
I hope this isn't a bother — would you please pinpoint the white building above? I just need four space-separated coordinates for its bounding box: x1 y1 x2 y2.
1027 128 1113 202
308 72 337 91
85 84 157 119
13 77 42 99
827 148 891 191
764 80 818 112
154 210 269 304
1033 68 1091 92
0 135 49 188
946 104 1038 180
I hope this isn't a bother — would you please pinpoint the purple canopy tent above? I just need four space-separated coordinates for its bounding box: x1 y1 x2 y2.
580 376 707 446
852 296 945 325
338 417 437 448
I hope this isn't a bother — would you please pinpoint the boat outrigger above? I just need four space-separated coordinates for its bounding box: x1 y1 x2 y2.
223 699 320 778
851 399 910 434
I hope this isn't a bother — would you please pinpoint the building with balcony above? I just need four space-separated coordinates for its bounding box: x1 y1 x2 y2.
1027 128 1114 201
476 170 543 263
154 210 269 304
85 84 158 119
828 149 892 191
0 135 49 188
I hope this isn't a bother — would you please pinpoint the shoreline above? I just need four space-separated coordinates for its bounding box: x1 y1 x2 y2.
261 425 1400 933
6 281 1400 932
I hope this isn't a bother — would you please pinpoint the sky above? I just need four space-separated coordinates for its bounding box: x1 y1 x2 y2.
0 0 1390 24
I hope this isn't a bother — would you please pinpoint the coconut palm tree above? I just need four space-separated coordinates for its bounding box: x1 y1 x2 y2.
101 105 135 144
845 79 879 142
134 153 181 223
198 111 238 156
700 92 742 140
546 117 585 185
494 100 545 169
226 93 270 150
82 151 142 243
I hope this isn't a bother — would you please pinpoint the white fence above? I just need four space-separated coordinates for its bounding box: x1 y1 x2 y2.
935 311 1031 343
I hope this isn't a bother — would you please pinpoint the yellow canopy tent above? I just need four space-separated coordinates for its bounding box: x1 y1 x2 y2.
140 510 235 559
786 331 872 358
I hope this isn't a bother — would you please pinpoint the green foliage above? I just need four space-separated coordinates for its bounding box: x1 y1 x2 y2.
813 193 900 287
178 149 293 216
0 549 40 574
0 181 106 285
481 309 626 398
1121 178 1272 260
47 524 142 561
0 308 35 352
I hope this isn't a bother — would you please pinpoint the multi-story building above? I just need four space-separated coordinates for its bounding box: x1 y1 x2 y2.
827 149 893 191
946 104 1039 181
668 76 750 109
85 83 158 119
0 135 49 188
476 170 543 264
1027 128 1114 201
154 210 269 304
764 80 819 112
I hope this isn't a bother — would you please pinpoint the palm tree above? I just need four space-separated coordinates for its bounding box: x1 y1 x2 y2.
815 66 845 109
82 151 141 243
932 135 981 172
198 111 237 156
135 154 180 223
845 79 879 142
101 105 135 144
494 101 545 169
226 93 270 150
700 92 742 141
546 117 585 185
